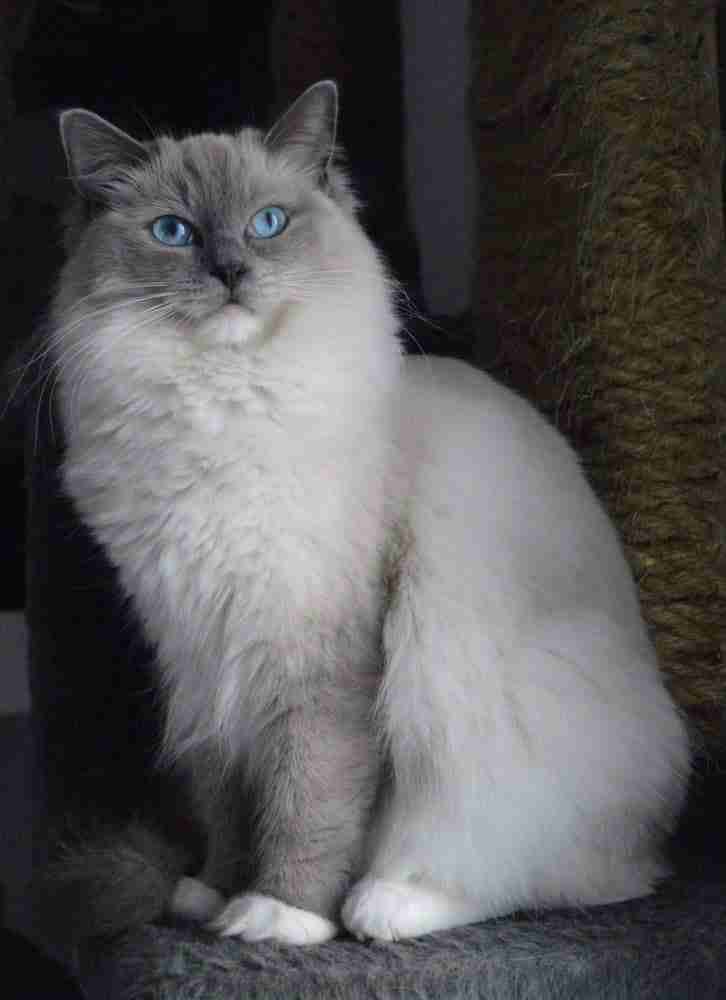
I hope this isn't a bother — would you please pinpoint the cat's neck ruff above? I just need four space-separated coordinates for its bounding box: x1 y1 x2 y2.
61 286 402 442
195 303 268 348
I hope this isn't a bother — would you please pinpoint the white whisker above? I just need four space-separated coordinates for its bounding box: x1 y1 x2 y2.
22 291 177 393
35 297 176 453
59 303 176 446
29 300 168 445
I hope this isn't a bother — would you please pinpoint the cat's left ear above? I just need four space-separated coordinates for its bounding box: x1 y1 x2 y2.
59 109 149 202
264 80 338 179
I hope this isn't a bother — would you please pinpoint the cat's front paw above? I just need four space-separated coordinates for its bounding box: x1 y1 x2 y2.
207 892 338 945
342 876 483 941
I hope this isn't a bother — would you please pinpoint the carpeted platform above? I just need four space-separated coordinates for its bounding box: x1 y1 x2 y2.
80 872 726 1000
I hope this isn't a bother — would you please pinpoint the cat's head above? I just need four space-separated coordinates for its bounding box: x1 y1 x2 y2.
57 81 376 346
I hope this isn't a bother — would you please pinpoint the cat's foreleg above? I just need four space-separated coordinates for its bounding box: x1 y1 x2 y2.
210 675 381 945
209 891 339 945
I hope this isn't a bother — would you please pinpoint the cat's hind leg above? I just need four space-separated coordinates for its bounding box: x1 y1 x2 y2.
340 548 523 940
350 532 689 941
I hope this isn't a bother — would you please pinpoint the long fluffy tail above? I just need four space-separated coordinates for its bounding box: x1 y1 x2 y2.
37 823 191 948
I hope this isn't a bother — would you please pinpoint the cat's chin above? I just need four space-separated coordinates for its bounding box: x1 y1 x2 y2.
195 304 264 348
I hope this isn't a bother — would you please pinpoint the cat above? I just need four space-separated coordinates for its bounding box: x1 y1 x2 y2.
44 79 690 947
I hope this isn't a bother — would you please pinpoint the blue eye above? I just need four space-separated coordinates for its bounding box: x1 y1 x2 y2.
249 206 288 239
151 215 196 246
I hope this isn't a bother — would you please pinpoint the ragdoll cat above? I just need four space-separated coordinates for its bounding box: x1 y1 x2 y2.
46 80 690 946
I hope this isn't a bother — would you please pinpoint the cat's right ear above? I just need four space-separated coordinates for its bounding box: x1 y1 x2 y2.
59 109 149 201
264 80 338 177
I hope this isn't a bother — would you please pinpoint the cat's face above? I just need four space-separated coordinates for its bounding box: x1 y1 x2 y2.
59 82 361 341
77 132 338 327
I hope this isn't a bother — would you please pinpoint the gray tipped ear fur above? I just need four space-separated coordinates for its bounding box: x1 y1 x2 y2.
264 80 338 177
59 109 149 200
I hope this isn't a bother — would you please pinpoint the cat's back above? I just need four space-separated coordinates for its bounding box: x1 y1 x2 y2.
398 354 590 508
396 355 641 629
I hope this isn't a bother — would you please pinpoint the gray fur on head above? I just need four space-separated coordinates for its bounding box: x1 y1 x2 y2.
57 81 358 305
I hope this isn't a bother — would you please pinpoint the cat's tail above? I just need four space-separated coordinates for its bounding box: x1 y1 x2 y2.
37 822 192 950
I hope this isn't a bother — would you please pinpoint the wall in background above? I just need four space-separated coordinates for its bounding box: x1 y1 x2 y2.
0 613 29 715
400 0 477 316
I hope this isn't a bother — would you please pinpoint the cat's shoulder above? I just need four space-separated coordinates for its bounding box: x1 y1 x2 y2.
402 354 516 406
400 354 549 429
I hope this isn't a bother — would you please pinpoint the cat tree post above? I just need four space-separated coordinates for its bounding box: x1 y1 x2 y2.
473 0 726 756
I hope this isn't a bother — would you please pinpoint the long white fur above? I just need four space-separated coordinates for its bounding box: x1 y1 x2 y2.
54 151 690 942
355 358 689 936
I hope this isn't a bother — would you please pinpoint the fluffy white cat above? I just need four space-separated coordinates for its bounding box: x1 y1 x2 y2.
47 80 689 946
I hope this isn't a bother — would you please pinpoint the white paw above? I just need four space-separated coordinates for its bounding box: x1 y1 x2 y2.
168 877 226 923
207 892 338 945
342 876 483 941
342 877 417 941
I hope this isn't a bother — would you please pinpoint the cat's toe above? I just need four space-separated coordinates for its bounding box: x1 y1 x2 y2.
207 892 338 945
341 877 415 941
342 876 483 941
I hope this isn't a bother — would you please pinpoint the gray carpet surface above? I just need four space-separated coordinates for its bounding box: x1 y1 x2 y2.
80 873 726 999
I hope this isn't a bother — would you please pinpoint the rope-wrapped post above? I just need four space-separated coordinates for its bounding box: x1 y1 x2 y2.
473 0 726 755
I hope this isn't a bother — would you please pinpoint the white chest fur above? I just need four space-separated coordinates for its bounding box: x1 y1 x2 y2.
58 309 400 756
